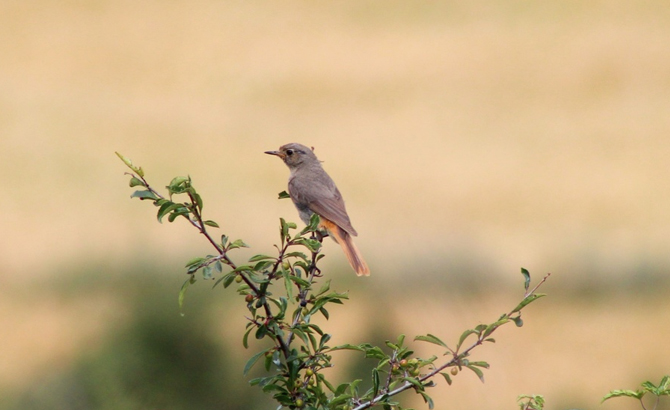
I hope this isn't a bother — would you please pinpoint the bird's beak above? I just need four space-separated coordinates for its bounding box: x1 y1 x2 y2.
265 150 285 159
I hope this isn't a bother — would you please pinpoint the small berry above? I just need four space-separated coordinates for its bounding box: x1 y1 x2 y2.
244 294 254 303
295 399 304 408
410 368 420 377
305 369 314 377
450 367 458 376
399 359 408 367
235 275 243 283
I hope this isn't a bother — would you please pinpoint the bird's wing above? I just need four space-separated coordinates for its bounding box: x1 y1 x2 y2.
309 194 358 236
289 175 358 236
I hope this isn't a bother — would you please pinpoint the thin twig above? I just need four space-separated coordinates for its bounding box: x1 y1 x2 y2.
352 273 552 410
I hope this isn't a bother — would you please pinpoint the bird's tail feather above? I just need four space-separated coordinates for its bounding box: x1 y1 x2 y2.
321 219 370 276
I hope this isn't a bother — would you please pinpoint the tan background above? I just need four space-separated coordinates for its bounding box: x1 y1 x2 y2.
2 1 669 409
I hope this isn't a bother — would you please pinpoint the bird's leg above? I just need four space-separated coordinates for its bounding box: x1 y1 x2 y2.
312 229 329 243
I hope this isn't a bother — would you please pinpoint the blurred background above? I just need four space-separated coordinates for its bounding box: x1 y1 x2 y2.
2 1 670 409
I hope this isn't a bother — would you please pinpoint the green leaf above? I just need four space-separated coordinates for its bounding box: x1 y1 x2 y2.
517 394 545 410
511 293 546 313
420 391 434 409
457 329 477 350
396 334 406 347
402 376 424 390
157 202 184 223
129 176 145 187
364 346 386 360
642 381 657 392
602 389 644 402
283 272 293 301
439 372 453 385
255 324 268 340
316 279 331 296
521 267 531 292
292 237 321 253
253 260 274 272
280 218 290 240
115 151 133 168
130 190 158 201
289 274 311 287
263 352 272 372
329 393 353 406
242 326 253 349
185 257 206 274
372 368 380 397
193 192 203 212
167 208 190 223
329 344 366 353
278 190 291 199
319 374 336 393
228 239 250 250
466 364 485 383
414 334 449 349
301 213 321 234
658 375 670 393
178 276 195 313
203 220 219 228
185 256 206 267
334 383 350 396
168 176 190 191
211 272 236 288
483 316 509 338
243 348 271 376
469 361 490 369
284 251 308 261
202 266 212 279
249 254 275 262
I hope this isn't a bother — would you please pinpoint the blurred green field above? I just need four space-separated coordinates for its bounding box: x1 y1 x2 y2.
2 1 670 409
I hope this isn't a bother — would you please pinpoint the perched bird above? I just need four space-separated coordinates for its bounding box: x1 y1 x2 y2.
265 143 370 276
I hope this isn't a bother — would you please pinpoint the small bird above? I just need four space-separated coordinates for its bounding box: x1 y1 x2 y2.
265 143 370 276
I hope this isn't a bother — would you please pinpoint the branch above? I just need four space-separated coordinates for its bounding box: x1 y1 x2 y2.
352 273 551 410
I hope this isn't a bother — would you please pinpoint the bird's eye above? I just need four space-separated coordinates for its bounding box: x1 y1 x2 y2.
286 149 294 155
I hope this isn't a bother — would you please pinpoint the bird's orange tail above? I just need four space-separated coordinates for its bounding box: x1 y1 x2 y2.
321 219 370 276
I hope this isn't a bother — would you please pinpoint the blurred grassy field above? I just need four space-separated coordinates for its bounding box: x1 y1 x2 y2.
2 1 670 409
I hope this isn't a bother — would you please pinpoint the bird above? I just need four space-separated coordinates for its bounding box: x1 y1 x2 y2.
265 143 370 276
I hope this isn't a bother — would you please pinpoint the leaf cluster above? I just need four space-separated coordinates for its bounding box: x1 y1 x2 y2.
117 153 550 410
603 376 670 410
517 394 545 410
